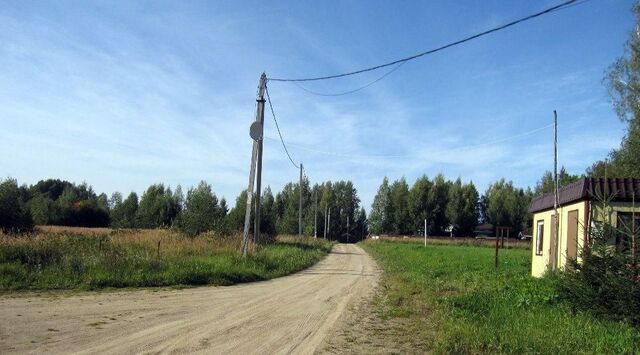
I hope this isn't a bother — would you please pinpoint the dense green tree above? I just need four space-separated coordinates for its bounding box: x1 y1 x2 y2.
176 181 220 236
428 174 450 234
369 177 392 234
227 190 249 232
111 192 139 228
0 178 33 233
535 167 582 195
588 4 640 178
447 179 479 236
408 175 433 234
485 179 531 235
390 178 411 234
136 184 179 228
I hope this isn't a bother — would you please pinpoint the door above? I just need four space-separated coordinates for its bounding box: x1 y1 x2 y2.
548 214 558 270
566 210 579 261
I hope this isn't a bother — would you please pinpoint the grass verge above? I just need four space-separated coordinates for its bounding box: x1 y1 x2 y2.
361 240 640 354
0 230 332 290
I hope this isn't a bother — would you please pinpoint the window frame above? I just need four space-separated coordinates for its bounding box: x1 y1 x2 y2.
535 220 544 256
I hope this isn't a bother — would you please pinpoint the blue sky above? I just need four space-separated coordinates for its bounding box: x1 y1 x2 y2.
0 0 635 210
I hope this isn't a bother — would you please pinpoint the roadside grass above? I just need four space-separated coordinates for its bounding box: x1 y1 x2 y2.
362 240 640 354
0 229 332 290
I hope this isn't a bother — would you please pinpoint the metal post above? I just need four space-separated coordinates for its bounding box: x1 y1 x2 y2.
314 191 317 239
241 73 267 256
299 163 303 239
424 219 427 248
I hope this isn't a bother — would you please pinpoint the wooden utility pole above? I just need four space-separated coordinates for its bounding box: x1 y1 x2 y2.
299 163 303 239
241 73 267 256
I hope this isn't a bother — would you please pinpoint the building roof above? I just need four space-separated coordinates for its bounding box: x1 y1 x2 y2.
529 178 640 213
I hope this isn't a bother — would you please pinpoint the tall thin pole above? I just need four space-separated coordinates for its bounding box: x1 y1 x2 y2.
314 191 318 239
299 163 303 239
327 207 331 240
254 74 268 248
424 219 427 248
553 110 559 270
241 73 267 256
347 215 350 243
324 205 328 239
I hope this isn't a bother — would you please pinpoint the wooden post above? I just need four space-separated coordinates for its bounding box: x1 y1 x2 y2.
495 231 499 269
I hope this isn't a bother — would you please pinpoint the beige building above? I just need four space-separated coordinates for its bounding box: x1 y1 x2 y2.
529 178 640 277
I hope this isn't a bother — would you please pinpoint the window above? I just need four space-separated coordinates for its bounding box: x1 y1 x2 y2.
536 220 544 256
615 212 640 252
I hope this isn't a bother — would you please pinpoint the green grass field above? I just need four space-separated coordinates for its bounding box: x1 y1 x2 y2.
0 230 332 290
362 240 640 354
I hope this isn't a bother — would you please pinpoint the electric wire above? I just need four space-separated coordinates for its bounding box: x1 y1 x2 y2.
264 123 554 160
268 0 581 83
265 84 300 169
292 62 406 97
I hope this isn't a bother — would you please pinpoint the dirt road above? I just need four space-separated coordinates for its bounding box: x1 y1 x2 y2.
0 243 379 354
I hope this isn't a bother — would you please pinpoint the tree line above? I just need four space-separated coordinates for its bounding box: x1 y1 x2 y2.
369 174 533 237
0 177 366 240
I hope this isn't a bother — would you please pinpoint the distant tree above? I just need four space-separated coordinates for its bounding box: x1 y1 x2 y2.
176 181 220 237
428 174 450 234
389 178 411 234
369 177 392 235
535 167 582 195
260 187 277 237
227 190 249 232
136 184 179 228
111 192 139 228
447 179 479 236
355 207 368 240
26 193 54 225
0 178 33 233
485 179 531 235
408 175 433 234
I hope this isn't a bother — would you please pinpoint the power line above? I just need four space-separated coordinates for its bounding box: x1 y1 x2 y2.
264 123 554 160
292 62 406 97
268 0 581 83
265 84 300 169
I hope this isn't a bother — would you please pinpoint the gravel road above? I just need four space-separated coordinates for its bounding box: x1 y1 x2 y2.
0 243 379 354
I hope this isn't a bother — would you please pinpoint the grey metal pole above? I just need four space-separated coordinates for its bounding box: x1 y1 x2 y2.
241 73 267 256
299 163 303 239
314 191 317 239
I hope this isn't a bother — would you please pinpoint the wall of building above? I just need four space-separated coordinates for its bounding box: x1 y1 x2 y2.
531 200 587 277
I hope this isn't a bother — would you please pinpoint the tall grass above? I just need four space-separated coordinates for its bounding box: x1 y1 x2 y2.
362 240 640 354
0 229 332 290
